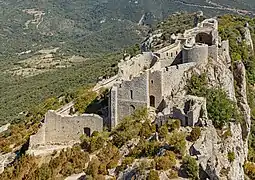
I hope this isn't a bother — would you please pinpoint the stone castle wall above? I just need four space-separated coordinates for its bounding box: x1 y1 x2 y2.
115 71 149 122
149 70 163 108
118 52 156 81
156 42 182 68
162 62 196 97
44 111 103 144
182 44 208 64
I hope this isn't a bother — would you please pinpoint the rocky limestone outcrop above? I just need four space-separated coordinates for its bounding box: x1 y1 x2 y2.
191 122 246 180
244 25 254 53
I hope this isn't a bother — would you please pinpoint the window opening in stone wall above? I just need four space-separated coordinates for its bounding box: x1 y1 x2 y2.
171 52 173 57
84 127 91 137
130 90 133 99
129 105 135 114
150 95 156 107
165 67 169 71
166 52 169 56
151 80 154 84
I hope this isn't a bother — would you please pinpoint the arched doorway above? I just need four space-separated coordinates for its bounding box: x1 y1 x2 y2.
84 127 91 137
129 105 135 114
150 95 155 107
195 32 213 45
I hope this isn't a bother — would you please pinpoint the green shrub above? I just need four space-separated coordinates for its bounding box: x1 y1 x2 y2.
86 158 100 177
155 153 176 171
111 108 148 148
158 124 168 139
168 169 178 179
129 139 160 158
167 131 186 155
147 170 160 180
74 87 97 114
182 156 198 180
227 151 235 163
189 127 201 142
167 119 181 131
165 151 176 165
244 162 255 179
139 120 156 139
186 73 240 128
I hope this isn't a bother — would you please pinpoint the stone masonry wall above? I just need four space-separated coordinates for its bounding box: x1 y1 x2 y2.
149 70 163 108
156 42 182 68
44 111 103 144
118 52 154 81
162 62 196 97
116 71 149 122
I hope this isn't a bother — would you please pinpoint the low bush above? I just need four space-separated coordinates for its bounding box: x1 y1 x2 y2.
189 127 201 142
181 156 198 180
158 124 168 139
155 156 172 170
167 119 181 131
167 131 186 155
147 170 160 180
129 139 160 158
155 152 176 171
227 151 235 163
244 161 255 179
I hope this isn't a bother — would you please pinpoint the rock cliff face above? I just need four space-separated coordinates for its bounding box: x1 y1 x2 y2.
181 44 251 180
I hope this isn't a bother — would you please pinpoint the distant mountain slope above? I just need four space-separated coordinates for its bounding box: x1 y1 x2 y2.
0 0 255 62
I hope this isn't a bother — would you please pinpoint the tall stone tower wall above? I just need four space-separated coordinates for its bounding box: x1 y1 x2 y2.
182 44 208 64
111 71 149 125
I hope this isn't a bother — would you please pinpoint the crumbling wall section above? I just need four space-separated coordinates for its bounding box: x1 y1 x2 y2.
44 111 103 144
29 124 45 148
162 62 196 97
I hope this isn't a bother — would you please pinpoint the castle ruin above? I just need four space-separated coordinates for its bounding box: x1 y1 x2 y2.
109 18 229 127
28 17 232 155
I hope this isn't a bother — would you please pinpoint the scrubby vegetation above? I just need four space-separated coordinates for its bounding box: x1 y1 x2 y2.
189 126 201 142
0 108 186 179
0 145 90 180
181 156 199 180
227 151 235 163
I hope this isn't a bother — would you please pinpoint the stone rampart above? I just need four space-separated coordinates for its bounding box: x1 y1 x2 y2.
156 41 182 68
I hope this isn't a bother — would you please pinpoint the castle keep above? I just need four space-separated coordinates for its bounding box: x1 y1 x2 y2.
28 17 232 155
